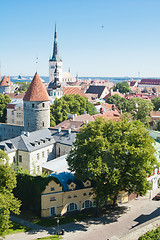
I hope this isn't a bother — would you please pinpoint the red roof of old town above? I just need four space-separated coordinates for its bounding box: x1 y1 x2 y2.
23 73 50 101
63 86 87 98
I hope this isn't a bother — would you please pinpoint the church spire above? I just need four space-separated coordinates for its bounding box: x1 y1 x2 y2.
51 24 60 61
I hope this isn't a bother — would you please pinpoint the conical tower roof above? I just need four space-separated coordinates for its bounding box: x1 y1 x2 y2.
0 75 11 86
23 73 50 101
50 24 60 61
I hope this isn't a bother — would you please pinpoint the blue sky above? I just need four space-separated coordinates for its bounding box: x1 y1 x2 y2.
1 0 160 77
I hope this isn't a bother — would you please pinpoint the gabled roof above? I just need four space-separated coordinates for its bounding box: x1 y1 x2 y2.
63 86 87 98
86 85 106 98
7 93 25 99
0 76 11 86
23 73 50 102
49 172 85 191
10 128 55 152
139 79 160 85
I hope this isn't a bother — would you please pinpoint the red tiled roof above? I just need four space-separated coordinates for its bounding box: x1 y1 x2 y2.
93 111 120 121
23 73 50 101
7 104 16 109
139 79 160 85
63 86 87 98
7 93 25 99
0 76 11 86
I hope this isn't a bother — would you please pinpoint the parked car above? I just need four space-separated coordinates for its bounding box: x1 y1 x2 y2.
155 192 160 200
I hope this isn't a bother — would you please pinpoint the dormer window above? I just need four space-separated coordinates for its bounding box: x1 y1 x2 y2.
32 104 34 108
42 103 45 107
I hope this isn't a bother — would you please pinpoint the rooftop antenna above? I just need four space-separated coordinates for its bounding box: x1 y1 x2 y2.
36 56 38 73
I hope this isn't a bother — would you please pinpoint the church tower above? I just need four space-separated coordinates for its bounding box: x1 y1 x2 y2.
23 73 50 132
49 24 63 83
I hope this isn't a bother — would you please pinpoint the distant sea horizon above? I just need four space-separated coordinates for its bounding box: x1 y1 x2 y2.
7 76 142 84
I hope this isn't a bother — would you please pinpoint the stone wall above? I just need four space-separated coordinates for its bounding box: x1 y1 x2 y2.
0 123 24 140
23 101 50 132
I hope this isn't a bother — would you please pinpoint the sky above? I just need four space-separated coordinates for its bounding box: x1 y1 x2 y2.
1 0 160 77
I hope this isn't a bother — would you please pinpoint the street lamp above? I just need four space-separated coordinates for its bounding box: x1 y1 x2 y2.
57 218 59 238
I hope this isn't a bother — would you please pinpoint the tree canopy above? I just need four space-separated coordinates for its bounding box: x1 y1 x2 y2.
0 94 11 123
50 94 97 126
0 151 21 235
107 95 154 125
113 82 130 93
67 118 157 209
15 81 30 93
151 97 160 111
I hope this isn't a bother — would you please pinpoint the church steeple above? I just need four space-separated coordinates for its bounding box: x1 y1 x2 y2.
51 24 60 61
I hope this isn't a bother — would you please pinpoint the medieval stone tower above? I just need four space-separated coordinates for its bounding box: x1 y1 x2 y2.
23 73 50 132
49 24 63 83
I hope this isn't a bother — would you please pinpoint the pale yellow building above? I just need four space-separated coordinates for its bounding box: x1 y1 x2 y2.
41 172 94 217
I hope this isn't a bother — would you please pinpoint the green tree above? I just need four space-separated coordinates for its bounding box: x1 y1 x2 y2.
107 96 153 126
151 97 160 111
67 118 157 210
113 82 130 93
128 97 154 126
107 95 129 112
15 81 30 92
0 94 11 123
50 94 98 125
0 151 21 235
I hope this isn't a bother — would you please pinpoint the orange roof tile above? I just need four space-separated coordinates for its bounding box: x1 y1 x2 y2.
63 86 87 98
0 75 11 86
23 73 50 102
7 93 25 99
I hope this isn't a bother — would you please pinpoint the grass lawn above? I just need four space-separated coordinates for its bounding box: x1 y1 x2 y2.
17 208 95 227
34 235 62 240
1 221 31 236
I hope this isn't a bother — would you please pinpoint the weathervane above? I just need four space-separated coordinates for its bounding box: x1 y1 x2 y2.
36 56 38 73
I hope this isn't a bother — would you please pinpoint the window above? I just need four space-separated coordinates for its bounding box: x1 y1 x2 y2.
42 151 44 158
19 155 22 162
42 103 45 107
74 195 77 198
68 196 72 199
42 121 44 127
50 197 56 201
51 187 55 191
13 156 16 163
37 166 39 172
24 103 26 107
67 203 78 212
50 207 56 216
32 104 34 108
83 193 87 196
51 66 54 69
37 153 39 160
12 111 14 115
82 200 93 209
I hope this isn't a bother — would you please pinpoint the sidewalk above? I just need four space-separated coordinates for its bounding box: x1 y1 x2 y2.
5 216 56 240
5 188 160 240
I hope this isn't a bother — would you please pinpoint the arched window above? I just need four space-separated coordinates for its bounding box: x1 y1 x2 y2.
67 203 78 212
82 200 93 209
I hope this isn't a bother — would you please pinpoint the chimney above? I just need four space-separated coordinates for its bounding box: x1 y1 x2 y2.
58 127 61 133
68 128 71 134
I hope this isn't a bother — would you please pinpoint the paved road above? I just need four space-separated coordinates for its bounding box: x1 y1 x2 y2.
5 188 160 240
